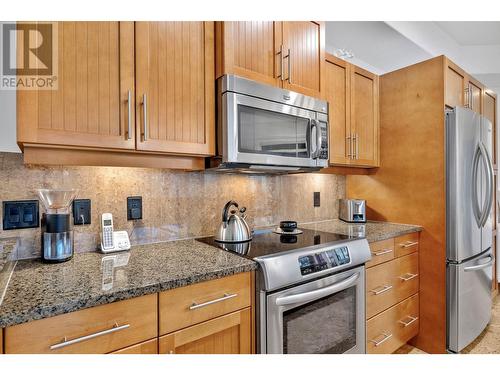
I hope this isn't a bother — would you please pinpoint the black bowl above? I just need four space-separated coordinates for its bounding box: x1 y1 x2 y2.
280 220 297 232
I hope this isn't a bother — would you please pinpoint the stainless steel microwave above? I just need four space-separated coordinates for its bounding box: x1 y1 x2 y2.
212 75 329 174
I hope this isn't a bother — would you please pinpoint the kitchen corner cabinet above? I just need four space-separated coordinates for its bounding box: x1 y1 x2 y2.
17 21 214 169
445 58 483 114
324 54 379 168
216 21 325 99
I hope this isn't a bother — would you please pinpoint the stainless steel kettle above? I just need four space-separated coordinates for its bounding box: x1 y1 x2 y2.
215 200 252 243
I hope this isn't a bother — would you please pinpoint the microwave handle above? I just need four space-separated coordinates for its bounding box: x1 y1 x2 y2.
311 120 322 159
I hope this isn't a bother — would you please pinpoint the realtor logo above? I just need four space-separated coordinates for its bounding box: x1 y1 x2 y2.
1 22 58 90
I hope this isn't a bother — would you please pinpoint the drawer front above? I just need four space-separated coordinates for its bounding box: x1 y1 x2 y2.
395 232 419 258
159 272 252 335
5 294 157 354
366 253 419 318
111 338 158 354
367 293 419 354
366 238 395 268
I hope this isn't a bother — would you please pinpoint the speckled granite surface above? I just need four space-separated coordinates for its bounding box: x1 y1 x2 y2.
0 238 18 306
300 219 422 243
0 239 256 328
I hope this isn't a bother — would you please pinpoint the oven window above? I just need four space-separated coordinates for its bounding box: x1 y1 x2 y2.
283 286 357 354
238 105 310 158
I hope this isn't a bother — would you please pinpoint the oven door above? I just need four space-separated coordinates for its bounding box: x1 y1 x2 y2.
266 266 365 354
222 92 322 168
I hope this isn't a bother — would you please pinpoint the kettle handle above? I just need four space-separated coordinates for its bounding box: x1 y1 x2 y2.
222 200 239 224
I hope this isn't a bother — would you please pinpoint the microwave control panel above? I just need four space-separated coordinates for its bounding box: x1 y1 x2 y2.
298 246 351 276
319 121 328 159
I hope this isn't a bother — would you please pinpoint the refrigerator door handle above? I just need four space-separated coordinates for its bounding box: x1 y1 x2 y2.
463 255 494 272
472 145 482 227
479 142 494 227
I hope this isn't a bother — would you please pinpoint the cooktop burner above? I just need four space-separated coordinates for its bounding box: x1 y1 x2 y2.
197 228 355 259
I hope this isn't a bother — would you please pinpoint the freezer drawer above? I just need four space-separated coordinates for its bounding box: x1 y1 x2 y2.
447 250 493 353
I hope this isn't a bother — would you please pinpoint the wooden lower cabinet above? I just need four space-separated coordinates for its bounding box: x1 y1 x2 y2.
4 294 157 354
366 238 395 268
159 308 252 354
367 294 419 354
111 338 158 354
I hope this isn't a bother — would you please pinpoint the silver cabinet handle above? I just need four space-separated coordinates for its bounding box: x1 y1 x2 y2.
50 322 130 350
279 44 285 81
399 315 419 327
126 90 132 140
399 272 418 281
370 332 393 347
287 48 291 83
189 293 238 310
399 241 418 248
373 249 393 256
346 135 352 158
370 285 393 295
464 86 470 108
354 133 359 159
142 93 148 141
464 255 494 272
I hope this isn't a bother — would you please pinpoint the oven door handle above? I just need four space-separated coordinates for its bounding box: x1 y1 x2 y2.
275 272 360 307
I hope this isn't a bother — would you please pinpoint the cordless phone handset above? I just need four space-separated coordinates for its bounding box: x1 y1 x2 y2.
101 213 115 250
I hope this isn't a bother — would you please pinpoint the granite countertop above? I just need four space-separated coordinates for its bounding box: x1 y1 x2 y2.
0 238 18 306
300 219 422 243
0 239 256 328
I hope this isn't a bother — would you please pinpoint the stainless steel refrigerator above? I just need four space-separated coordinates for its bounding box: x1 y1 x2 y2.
446 107 495 353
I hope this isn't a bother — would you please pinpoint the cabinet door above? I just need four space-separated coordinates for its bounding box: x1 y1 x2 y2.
350 66 379 167
281 21 324 98
445 61 467 109
216 22 281 87
324 55 351 165
159 308 252 354
135 22 215 156
17 22 135 150
467 78 483 114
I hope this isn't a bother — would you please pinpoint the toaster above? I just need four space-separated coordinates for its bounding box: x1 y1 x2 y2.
339 199 366 223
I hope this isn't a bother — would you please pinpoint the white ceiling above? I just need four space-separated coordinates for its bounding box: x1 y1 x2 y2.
435 22 500 46
325 21 500 91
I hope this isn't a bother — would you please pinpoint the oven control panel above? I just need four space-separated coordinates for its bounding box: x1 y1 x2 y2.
298 246 351 276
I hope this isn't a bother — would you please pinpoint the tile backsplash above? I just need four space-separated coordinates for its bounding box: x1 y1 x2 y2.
0 152 345 259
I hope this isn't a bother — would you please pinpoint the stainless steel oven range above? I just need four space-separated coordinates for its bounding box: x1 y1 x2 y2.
197 228 371 354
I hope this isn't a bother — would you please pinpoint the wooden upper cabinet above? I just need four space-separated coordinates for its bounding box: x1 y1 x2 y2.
324 53 379 168
324 55 350 165
468 79 483 114
445 61 466 109
135 22 215 156
350 66 379 167
282 21 325 98
216 21 325 99
215 21 281 87
17 22 136 150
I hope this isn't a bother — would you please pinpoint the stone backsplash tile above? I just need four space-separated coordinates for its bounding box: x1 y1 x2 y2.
0 152 345 259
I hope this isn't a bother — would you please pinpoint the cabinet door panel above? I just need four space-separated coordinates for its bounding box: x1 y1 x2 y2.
282 21 324 98
325 56 351 165
135 22 215 156
469 81 482 114
445 64 466 108
351 66 379 167
17 22 135 150
159 308 252 354
216 22 281 87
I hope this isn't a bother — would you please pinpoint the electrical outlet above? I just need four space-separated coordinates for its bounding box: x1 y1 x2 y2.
73 199 91 225
314 192 320 207
2 200 39 230
127 196 142 220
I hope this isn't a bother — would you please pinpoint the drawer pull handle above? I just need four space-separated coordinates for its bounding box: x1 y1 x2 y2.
400 241 418 248
370 285 393 295
373 249 393 256
399 273 418 281
189 293 238 310
399 315 419 327
50 322 130 350
370 332 393 347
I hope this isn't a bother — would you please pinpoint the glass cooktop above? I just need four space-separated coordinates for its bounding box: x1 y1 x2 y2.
196 228 355 259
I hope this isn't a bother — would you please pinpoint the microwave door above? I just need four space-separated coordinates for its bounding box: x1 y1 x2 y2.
225 92 319 168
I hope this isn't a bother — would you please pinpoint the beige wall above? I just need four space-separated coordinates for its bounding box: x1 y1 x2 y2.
0 152 345 259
